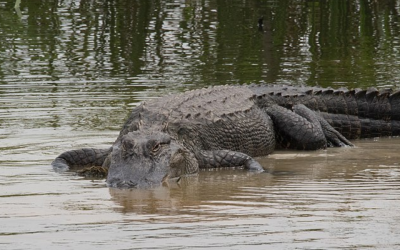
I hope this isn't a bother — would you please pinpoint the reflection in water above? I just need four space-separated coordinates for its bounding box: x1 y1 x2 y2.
109 138 400 219
1 0 400 89
2 0 400 249
109 177 197 215
102 139 400 249
1 0 400 132
109 172 274 216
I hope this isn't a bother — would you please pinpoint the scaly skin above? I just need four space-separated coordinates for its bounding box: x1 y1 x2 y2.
249 84 400 139
52 84 399 188
52 148 111 171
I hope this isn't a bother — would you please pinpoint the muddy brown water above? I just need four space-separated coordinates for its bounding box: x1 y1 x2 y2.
2 0 400 249
2 130 400 249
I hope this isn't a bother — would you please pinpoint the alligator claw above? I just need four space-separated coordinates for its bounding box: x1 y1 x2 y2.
246 159 264 172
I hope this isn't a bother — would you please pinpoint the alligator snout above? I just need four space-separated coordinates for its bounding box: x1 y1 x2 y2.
108 179 138 188
107 175 169 189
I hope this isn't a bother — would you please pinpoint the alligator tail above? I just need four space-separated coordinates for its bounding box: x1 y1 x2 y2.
250 84 400 139
52 147 112 172
311 87 400 139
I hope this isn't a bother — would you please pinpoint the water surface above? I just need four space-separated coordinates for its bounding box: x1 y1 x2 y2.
2 0 400 249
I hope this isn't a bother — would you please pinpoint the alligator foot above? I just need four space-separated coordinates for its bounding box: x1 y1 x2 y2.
197 150 264 171
52 147 112 172
292 104 354 147
266 104 352 149
77 166 108 178
316 115 354 147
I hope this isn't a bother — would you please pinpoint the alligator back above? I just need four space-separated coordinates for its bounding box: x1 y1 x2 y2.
250 84 400 139
119 85 276 156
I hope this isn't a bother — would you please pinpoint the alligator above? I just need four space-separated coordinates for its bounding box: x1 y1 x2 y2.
52 84 400 188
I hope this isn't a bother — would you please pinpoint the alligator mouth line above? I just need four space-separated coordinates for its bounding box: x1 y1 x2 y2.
109 173 171 189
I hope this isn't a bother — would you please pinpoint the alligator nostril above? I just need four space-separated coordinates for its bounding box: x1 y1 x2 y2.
115 180 124 188
108 179 122 188
128 181 138 188
108 178 139 188
118 180 138 188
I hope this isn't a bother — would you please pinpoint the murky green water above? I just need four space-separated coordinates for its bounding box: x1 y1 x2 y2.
2 0 400 249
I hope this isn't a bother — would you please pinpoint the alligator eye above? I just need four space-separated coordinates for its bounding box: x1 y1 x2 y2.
152 143 161 153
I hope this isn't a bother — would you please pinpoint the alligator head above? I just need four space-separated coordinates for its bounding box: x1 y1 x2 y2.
106 131 198 189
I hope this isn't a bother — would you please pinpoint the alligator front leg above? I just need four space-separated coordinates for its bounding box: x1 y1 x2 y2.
266 104 353 150
52 147 112 177
196 150 264 171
